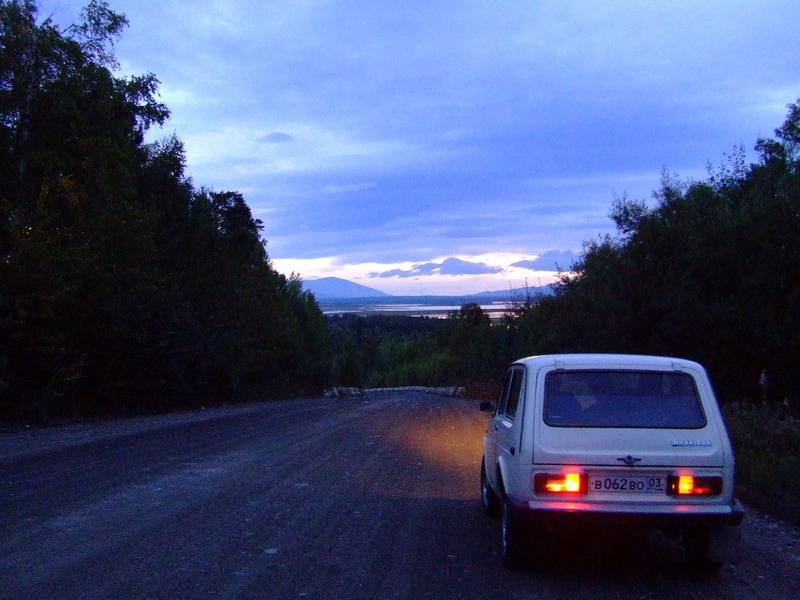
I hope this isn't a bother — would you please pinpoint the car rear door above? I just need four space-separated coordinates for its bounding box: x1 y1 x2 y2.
533 365 728 469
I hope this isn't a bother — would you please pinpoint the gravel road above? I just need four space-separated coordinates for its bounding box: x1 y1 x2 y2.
1 391 799 599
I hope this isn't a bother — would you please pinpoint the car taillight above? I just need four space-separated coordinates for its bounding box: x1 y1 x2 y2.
667 475 723 496
534 473 588 494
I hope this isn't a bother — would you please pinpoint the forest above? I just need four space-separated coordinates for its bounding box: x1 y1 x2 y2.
3 1 800 429
0 1 331 421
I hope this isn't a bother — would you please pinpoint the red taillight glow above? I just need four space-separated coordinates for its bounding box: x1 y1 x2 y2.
667 475 723 496
534 473 587 494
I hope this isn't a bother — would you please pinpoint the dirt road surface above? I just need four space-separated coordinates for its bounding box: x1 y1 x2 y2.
2 391 799 599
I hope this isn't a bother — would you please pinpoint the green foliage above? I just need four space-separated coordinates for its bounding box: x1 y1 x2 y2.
327 306 509 398
444 303 501 387
723 403 800 524
327 314 442 388
0 1 330 421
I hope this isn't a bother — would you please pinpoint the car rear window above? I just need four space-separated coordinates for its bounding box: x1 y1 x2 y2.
544 370 706 428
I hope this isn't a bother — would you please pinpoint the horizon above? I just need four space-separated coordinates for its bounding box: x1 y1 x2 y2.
295 256 564 296
302 275 554 299
41 1 800 296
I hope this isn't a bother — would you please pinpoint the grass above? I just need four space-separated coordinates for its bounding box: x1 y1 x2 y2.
722 402 800 525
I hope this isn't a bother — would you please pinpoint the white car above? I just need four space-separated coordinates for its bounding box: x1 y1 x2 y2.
480 354 744 571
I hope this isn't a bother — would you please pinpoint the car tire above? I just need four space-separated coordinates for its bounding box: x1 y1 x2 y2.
683 527 723 573
501 498 528 569
481 459 501 517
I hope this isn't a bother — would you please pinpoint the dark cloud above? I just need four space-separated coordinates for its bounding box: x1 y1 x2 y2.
373 268 411 279
371 257 504 279
439 258 504 275
513 250 579 272
259 132 294 144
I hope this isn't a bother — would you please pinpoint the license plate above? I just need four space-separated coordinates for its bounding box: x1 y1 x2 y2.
589 475 666 494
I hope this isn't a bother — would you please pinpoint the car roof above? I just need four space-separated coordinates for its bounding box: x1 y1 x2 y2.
512 353 703 371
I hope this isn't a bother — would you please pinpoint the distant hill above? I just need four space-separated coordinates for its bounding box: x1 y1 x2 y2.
467 286 552 301
303 277 392 299
302 277 553 303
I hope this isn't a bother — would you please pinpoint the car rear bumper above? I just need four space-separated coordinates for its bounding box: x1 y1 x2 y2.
510 497 745 528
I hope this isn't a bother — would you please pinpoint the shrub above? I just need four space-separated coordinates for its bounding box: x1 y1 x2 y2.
723 402 800 524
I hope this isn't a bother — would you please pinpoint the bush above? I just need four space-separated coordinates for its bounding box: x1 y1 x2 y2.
723 402 800 524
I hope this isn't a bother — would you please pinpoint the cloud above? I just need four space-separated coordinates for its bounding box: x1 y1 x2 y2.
272 253 564 296
259 132 295 144
321 182 376 194
513 250 580 272
45 0 800 295
371 257 505 279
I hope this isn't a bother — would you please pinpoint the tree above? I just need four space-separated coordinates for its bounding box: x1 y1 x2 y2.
1 0 168 417
446 303 497 384
0 1 332 421
509 99 800 404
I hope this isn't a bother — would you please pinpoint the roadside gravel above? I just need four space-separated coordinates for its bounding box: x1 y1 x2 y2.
0 401 272 461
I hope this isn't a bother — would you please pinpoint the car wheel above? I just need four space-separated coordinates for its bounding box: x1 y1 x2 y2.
501 498 527 569
682 527 723 573
481 459 501 517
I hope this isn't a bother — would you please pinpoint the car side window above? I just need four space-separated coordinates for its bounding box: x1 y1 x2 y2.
497 367 524 420
497 369 513 416
504 368 524 419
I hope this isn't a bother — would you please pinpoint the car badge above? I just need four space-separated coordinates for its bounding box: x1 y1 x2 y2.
617 455 642 467
672 440 712 447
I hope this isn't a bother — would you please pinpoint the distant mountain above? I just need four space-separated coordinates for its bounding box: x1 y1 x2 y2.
467 285 553 301
303 278 553 302
303 277 392 299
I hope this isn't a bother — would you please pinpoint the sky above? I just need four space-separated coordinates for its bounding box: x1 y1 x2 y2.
40 0 800 295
